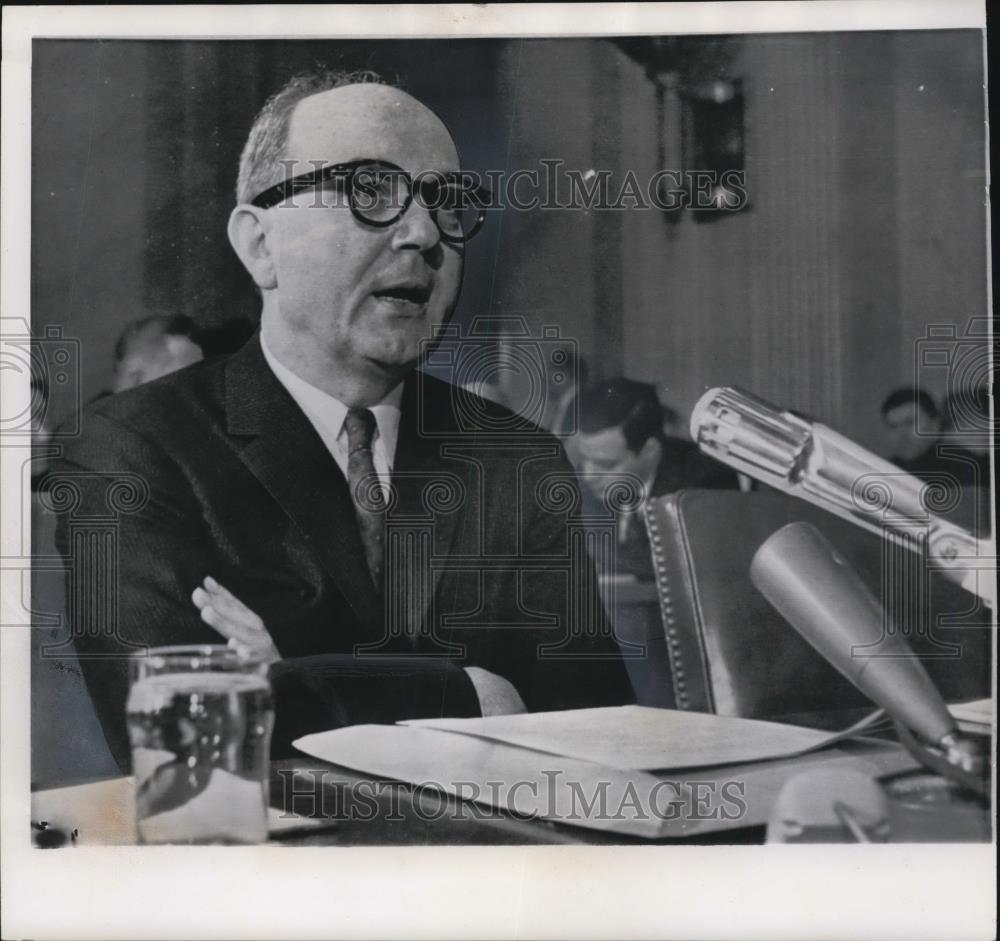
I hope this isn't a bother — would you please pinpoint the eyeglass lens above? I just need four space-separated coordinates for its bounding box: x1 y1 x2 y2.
342 164 486 241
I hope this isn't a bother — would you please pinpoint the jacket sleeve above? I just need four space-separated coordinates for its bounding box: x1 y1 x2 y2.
50 410 481 772
51 410 224 770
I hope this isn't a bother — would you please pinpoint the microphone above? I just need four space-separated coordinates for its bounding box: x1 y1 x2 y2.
691 387 993 605
750 522 986 791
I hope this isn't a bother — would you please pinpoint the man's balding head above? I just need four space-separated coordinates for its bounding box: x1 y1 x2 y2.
228 71 466 406
236 70 458 206
236 69 386 206
285 83 459 183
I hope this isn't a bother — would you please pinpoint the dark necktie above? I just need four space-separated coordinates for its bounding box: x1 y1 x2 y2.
343 407 386 593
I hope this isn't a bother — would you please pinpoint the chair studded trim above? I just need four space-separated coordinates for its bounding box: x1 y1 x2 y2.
641 489 992 720
643 501 686 707
643 497 717 711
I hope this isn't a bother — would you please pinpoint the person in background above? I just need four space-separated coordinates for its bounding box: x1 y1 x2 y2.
881 387 980 486
572 377 737 708
576 377 739 581
881 386 987 532
111 314 205 393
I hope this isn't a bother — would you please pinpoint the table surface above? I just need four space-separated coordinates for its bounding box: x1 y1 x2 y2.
268 737 980 845
31 695 995 847
33 732 990 847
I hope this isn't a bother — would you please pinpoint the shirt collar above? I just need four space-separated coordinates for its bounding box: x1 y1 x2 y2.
260 335 403 464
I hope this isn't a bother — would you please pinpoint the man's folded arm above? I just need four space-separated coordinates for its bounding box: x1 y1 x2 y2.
50 411 480 770
51 412 224 768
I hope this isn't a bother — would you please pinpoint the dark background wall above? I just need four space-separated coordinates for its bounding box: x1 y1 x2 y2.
32 34 987 451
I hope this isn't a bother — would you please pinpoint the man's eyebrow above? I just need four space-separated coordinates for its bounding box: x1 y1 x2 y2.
281 157 367 172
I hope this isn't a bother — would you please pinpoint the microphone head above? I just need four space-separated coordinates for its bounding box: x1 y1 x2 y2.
689 387 812 484
750 522 957 746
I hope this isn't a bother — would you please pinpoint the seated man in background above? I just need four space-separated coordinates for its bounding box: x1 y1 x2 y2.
50 70 631 773
881 386 987 532
576 377 739 582
574 377 739 707
111 314 205 393
880 386 981 483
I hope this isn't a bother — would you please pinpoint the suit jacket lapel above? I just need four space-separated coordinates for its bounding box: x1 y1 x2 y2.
390 372 472 643
223 338 381 629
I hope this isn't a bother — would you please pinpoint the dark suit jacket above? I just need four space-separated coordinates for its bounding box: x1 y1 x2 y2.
52 337 632 769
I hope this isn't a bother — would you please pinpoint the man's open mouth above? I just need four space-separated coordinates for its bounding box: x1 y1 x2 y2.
373 285 432 305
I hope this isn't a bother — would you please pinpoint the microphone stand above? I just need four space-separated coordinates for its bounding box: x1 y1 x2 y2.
750 521 993 807
891 722 990 800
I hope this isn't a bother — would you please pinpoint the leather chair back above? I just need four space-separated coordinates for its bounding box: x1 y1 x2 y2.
643 490 991 720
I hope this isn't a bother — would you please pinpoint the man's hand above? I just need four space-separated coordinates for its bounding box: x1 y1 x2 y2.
190 577 525 716
190 576 281 665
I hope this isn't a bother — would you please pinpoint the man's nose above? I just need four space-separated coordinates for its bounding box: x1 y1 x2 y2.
391 199 440 252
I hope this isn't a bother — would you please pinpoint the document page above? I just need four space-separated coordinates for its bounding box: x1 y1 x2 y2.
403 705 842 770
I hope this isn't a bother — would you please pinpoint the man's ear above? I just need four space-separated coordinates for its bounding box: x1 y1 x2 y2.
227 206 277 290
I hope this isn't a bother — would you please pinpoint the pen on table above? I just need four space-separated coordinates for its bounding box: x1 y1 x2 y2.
833 801 872 843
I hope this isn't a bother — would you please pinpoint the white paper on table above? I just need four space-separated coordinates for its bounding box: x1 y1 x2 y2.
295 723 681 838
292 722 917 839
947 698 994 732
402 705 845 771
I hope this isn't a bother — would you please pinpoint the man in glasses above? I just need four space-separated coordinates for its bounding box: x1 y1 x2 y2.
54 70 632 772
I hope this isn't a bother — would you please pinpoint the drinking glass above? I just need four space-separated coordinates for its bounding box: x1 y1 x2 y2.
126 645 274 844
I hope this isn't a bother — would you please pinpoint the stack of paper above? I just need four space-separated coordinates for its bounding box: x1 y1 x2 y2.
948 698 994 735
403 705 840 769
293 706 916 839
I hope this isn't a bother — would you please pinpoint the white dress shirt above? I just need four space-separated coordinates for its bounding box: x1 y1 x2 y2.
260 337 402 500
260 337 525 715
